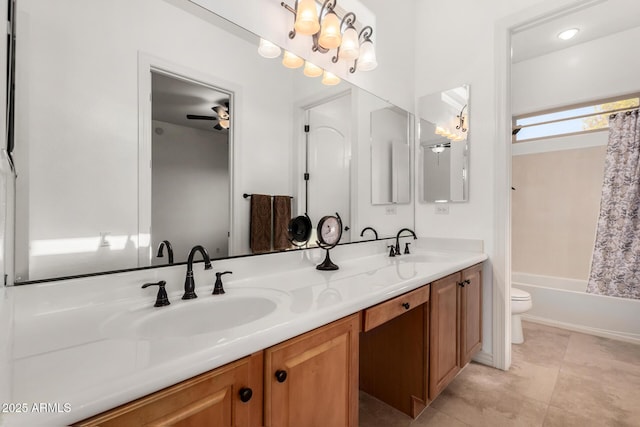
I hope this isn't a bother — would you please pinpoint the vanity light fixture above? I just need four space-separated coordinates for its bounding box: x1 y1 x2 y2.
258 38 282 58
557 28 579 40
303 61 323 77
351 26 377 72
282 50 304 68
280 0 377 74
321 70 340 85
294 0 320 35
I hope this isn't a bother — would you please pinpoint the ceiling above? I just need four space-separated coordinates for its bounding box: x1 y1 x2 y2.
151 72 229 132
511 0 640 63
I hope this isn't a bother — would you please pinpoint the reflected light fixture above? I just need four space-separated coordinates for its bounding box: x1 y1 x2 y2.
294 0 320 35
303 61 323 77
322 70 340 85
258 38 281 58
282 50 304 68
558 28 579 40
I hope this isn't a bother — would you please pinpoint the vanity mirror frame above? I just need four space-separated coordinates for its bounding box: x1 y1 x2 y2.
5 0 415 285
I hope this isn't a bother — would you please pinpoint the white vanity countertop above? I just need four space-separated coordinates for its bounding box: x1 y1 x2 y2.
0 238 487 426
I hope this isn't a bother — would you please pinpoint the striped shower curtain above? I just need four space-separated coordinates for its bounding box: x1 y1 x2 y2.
587 109 640 299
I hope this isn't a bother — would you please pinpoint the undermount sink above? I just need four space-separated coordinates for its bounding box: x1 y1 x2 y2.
101 293 278 339
395 251 452 263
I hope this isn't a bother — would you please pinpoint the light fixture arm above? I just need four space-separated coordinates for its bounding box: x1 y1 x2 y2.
456 104 468 133
281 0 299 39
332 12 357 63
349 25 373 73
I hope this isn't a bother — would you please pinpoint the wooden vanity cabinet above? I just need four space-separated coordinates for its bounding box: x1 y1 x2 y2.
75 352 263 427
429 263 482 400
264 313 361 427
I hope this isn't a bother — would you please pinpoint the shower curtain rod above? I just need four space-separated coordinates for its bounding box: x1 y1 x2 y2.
609 108 639 119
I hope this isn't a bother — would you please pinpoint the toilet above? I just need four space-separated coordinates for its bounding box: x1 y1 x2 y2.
511 287 533 344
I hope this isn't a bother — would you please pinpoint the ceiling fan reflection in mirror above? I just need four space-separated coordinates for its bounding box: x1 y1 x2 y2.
187 100 230 131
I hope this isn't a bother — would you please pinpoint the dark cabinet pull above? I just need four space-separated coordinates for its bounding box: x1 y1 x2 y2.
458 281 465 287
275 370 287 383
464 279 471 285
402 302 410 310
239 387 253 403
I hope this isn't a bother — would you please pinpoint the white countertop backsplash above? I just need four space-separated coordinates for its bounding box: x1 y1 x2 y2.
0 237 486 426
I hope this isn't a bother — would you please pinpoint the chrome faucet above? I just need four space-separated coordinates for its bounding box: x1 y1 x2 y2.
182 245 212 300
395 228 417 256
156 240 174 264
360 226 379 240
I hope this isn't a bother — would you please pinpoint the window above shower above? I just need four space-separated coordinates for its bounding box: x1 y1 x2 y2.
512 94 640 143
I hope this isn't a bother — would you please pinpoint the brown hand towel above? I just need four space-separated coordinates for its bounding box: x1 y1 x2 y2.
250 194 272 254
273 196 292 251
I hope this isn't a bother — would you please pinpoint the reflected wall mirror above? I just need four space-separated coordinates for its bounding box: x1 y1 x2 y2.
9 0 415 284
418 85 469 203
370 106 411 205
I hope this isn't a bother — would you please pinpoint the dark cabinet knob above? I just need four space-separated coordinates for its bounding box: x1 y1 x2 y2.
275 370 288 383
464 279 471 285
402 302 410 310
238 387 253 403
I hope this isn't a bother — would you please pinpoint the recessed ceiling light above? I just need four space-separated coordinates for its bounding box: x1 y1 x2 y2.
558 28 579 41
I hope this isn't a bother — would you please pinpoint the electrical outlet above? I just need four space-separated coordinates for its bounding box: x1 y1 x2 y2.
435 204 450 215
99 232 111 247
385 206 397 215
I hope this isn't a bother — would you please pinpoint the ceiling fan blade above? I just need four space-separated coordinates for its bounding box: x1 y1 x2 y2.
213 124 223 131
187 114 217 120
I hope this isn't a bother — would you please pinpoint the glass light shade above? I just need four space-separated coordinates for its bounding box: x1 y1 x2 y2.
294 0 320 35
303 61 323 77
258 38 281 59
321 71 340 86
219 119 230 129
282 51 304 68
435 126 446 136
431 145 446 154
338 26 359 60
318 12 341 50
357 40 377 71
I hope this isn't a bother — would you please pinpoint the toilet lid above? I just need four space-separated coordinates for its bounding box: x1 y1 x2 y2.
511 287 531 301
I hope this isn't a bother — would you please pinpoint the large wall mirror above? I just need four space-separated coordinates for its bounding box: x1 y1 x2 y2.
418 85 469 203
10 0 414 283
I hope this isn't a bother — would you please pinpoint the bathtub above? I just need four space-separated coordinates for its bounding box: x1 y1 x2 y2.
512 272 640 344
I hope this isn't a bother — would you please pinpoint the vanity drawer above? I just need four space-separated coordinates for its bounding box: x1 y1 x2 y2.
363 285 430 331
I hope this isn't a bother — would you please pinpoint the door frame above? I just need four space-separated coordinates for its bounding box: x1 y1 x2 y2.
493 0 596 370
137 53 239 265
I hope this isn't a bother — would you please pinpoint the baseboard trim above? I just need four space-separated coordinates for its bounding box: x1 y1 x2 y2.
522 315 640 345
472 350 493 367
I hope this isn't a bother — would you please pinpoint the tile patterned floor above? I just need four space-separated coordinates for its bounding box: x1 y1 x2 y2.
360 321 640 426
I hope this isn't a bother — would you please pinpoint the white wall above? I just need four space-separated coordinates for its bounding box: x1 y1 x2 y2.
151 121 229 262
512 25 640 115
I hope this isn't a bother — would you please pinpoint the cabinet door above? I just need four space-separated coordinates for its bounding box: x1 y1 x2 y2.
76 352 263 427
460 263 483 366
428 272 461 400
265 314 360 427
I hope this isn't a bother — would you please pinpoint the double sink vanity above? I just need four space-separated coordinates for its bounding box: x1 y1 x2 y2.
1 237 486 426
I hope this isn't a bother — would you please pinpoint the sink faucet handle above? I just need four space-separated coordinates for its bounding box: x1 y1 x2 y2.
213 271 233 295
404 242 411 255
388 245 396 257
142 280 170 307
